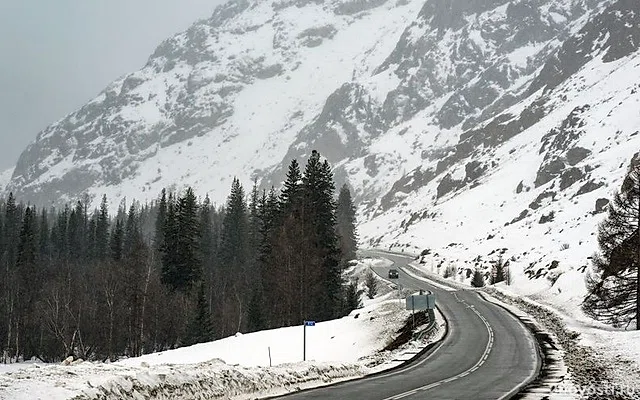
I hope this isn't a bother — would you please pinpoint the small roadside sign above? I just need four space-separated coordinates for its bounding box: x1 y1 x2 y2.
405 294 436 311
303 320 316 360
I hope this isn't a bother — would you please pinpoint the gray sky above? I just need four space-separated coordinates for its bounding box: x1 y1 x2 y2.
0 0 223 171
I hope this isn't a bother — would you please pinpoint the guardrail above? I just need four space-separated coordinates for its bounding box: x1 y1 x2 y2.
413 308 438 341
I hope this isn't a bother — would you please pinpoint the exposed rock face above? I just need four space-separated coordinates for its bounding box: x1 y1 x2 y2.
5 0 424 206
3 0 640 278
529 0 640 94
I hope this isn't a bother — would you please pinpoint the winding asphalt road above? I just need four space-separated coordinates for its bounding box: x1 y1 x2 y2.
277 251 541 400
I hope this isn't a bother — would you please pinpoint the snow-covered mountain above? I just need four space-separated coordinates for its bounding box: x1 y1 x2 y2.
4 0 640 290
0 168 13 194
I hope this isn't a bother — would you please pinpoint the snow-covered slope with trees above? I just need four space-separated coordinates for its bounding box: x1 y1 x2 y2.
2 0 640 328
0 259 444 400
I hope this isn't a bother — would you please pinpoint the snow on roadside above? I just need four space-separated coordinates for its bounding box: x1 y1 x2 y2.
0 359 364 400
489 284 640 396
403 255 640 398
0 258 443 400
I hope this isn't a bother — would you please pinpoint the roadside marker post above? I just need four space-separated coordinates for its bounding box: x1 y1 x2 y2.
303 320 315 361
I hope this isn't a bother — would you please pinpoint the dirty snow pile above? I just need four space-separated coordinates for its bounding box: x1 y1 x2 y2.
0 258 436 400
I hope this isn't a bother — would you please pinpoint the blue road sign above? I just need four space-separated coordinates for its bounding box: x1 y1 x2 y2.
304 320 316 326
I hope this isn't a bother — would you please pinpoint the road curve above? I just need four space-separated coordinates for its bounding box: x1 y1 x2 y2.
275 251 541 400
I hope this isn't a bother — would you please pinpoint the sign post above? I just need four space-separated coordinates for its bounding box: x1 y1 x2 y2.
303 320 315 361
405 294 436 311
406 294 435 330
411 295 415 330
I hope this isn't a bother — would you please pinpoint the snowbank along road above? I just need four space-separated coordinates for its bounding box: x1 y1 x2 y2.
275 251 541 400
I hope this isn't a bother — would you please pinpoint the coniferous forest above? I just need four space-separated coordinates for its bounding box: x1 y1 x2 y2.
0 150 358 362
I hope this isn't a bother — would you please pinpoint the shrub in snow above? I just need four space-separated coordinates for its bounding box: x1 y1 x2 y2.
364 271 378 299
471 270 485 288
344 278 362 314
443 264 456 279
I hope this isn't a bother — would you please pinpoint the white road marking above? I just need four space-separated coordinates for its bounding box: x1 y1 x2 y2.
398 266 457 292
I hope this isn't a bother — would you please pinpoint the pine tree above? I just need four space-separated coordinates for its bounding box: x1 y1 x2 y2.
68 200 88 262
302 151 343 320
160 188 202 292
38 208 51 265
219 179 248 269
3 193 21 269
247 181 261 272
110 218 124 262
123 204 138 258
154 189 167 254
246 288 265 333
344 278 362 313
96 195 110 260
16 207 37 270
16 206 39 359
584 155 640 329
471 269 485 288
279 160 303 215
176 188 201 290
336 184 358 266
257 188 282 327
51 205 69 264
218 179 249 332
493 256 506 284
364 270 377 299
183 284 215 346
199 195 216 289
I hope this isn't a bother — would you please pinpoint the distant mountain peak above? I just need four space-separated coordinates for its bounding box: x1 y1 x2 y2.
4 0 640 294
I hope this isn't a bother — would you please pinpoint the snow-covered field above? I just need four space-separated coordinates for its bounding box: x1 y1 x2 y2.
0 258 444 400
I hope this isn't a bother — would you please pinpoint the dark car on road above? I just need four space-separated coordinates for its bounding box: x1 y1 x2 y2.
388 269 399 279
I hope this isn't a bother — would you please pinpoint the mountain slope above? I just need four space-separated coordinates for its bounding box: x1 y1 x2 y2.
359 0 640 285
5 0 425 206
3 0 640 309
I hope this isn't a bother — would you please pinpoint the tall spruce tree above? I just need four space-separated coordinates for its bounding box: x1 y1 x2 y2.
199 195 216 289
154 189 167 254
279 160 303 215
110 218 124 262
177 188 201 289
160 192 180 290
218 178 249 332
96 195 110 260
336 184 358 267
51 205 69 264
16 206 39 358
247 182 261 272
584 155 640 329
302 151 343 320
219 179 248 270
16 207 37 271
38 208 51 265
3 193 20 269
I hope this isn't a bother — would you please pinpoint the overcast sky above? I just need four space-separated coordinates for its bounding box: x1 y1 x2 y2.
0 0 224 171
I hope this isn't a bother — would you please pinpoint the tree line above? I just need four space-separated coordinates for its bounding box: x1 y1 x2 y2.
0 150 359 362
